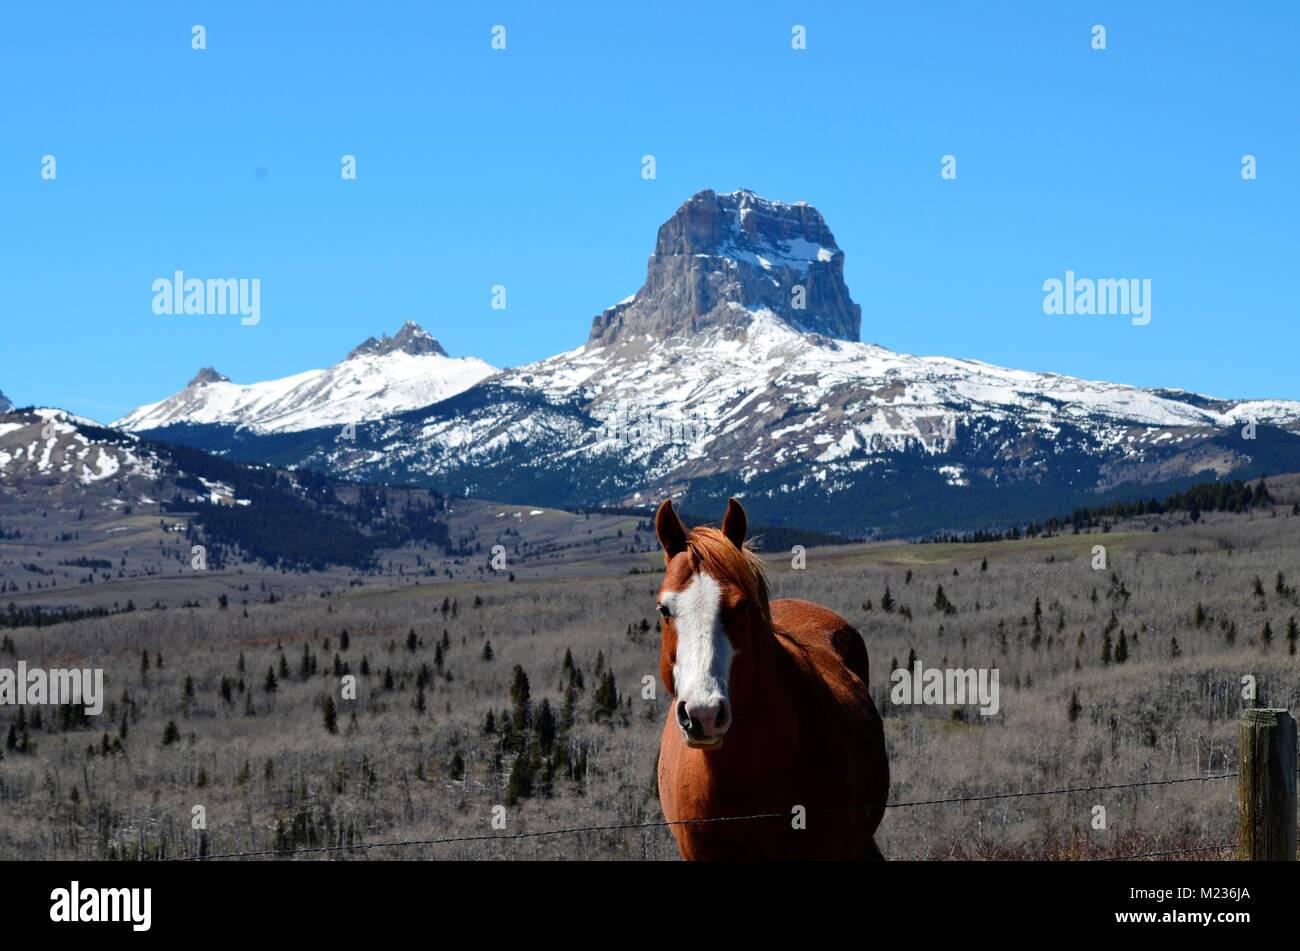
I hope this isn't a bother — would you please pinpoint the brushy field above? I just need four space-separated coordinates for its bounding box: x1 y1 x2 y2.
1 495 1298 861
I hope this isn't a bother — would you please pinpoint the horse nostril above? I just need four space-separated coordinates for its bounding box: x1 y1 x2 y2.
675 700 692 731
714 700 729 730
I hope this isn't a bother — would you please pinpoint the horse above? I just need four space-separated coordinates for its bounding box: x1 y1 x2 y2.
654 497 890 860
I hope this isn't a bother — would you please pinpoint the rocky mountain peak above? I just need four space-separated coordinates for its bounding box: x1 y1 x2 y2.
188 367 229 387
347 321 448 360
0 389 11 413
588 189 861 346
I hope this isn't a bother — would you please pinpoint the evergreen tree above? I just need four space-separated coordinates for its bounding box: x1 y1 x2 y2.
510 666 531 732
934 585 956 615
264 667 278 693
506 747 534 805
15 708 31 752
592 670 619 721
1067 689 1081 723
536 698 557 753
323 696 338 734
161 720 181 746
560 682 579 733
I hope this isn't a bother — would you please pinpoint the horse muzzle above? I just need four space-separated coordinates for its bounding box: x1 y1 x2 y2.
676 698 730 749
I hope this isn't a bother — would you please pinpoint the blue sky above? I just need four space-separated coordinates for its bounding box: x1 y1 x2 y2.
3 1 1297 421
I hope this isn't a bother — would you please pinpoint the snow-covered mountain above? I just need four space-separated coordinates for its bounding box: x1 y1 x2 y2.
0 407 166 487
115 321 496 434
120 189 1300 536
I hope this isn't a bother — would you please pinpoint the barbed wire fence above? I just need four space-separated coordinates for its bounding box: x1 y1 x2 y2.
178 767 1266 862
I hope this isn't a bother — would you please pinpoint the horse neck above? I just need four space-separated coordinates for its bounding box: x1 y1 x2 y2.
713 610 800 771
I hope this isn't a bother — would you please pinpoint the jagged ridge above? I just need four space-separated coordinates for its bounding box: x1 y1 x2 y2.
115 321 496 434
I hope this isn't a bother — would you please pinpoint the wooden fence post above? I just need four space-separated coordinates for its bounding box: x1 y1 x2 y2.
1238 708 1297 860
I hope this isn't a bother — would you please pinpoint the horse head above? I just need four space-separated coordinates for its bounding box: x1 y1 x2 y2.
654 497 769 749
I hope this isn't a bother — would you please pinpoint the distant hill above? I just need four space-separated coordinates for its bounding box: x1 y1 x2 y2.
0 407 451 573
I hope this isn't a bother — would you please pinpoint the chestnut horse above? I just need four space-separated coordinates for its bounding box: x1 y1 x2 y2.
654 498 889 860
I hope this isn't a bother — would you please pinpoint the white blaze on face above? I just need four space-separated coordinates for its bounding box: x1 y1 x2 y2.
663 569 733 710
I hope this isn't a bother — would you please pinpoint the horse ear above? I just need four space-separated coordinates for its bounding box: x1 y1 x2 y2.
655 498 688 560
721 498 747 549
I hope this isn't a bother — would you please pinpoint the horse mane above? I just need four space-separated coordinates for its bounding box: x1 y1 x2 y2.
685 527 771 625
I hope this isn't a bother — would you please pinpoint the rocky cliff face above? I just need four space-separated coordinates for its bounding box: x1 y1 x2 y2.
588 189 861 346
188 368 230 386
0 389 12 414
347 320 449 359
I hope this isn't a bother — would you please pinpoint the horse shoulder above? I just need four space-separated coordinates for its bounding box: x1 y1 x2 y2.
770 598 872 687
770 598 890 839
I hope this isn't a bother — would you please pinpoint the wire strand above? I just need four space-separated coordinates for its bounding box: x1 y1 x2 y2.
886 771 1239 808
176 769 1243 861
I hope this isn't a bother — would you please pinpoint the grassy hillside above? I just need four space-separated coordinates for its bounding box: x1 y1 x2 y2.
2 479 1299 859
